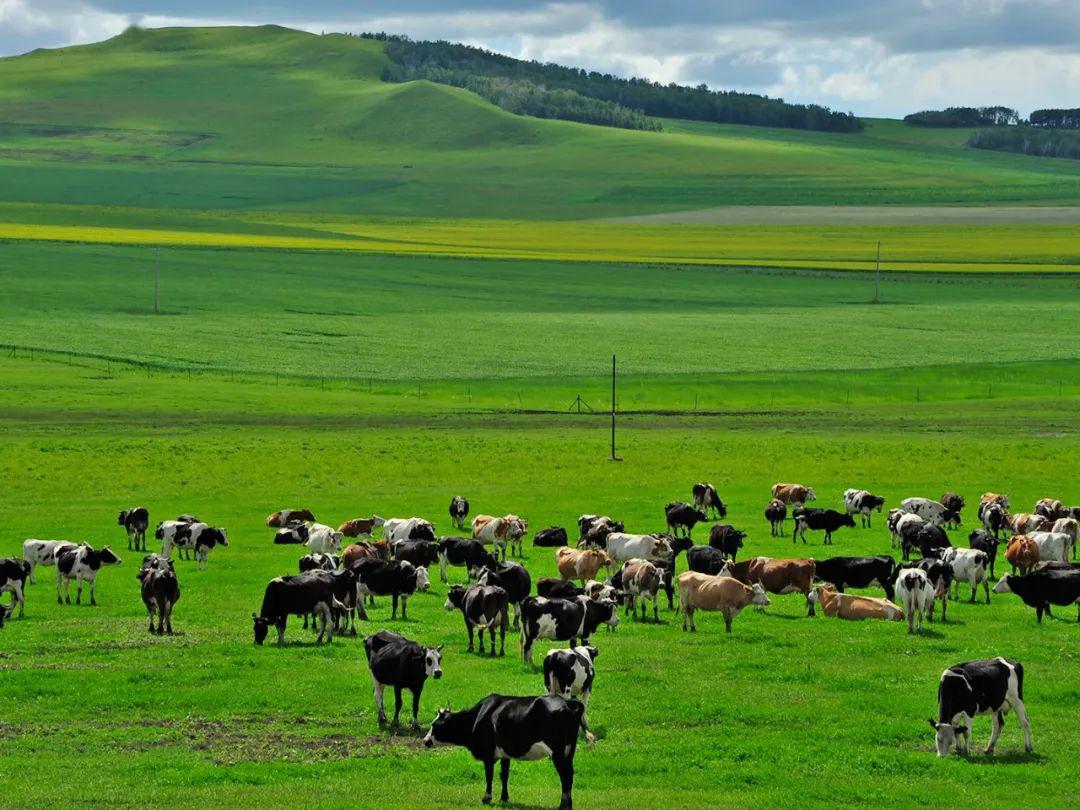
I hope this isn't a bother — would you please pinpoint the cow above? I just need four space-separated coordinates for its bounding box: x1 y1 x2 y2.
764 499 787 537
555 547 611 585
449 496 470 530
1051 518 1078 559
274 524 310 545
422 694 590 810
393 539 439 570
1006 535 1040 575
982 502 1009 539
844 489 886 528
807 585 904 622
978 493 1010 521
266 508 316 528
813 556 898 601
889 510 923 550
686 545 732 576
899 497 959 528
298 553 339 573
677 571 769 633
444 584 510 657
899 558 953 622
534 526 569 547
473 514 529 561
940 492 966 526
537 577 585 600
385 518 437 545
477 561 532 629
364 630 442 731
968 530 1001 578
1009 513 1050 536
544 646 597 731
617 559 663 622
295 567 361 635
902 523 951 562
994 569 1080 622
341 541 390 570
727 557 817 615
771 483 816 507
252 573 343 645
56 545 121 606
519 596 619 665
583 579 623 604
168 522 228 569
118 507 150 552
302 523 343 556
1027 531 1071 565
664 502 708 538
692 483 727 519
21 539 78 585
707 524 746 561
938 547 990 604
930 658 1032 757
0 558 31 619
605 533 673 564
437 536 499 583
351 558 420 621
577 515 622 544
338 516 386 539
137 555 179 634
1034 498 1067 521
894 567 936 634
792 508 855 545
580 520 622 550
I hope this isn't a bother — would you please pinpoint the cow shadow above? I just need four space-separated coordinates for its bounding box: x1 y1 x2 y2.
962 751 1045 766
908 628 945 639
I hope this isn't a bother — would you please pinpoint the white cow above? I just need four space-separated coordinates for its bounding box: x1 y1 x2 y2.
1027 532 1071 565
305 523 344 555
900 497 958 527
384 517 436 545
939 547 990 603
1050 518 1078 558
22 539 79 585
894 567 936 634
604 532 673 564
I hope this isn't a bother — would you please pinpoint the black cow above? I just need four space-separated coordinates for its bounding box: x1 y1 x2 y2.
303 567 361 633
692 483 727 519
968 530 1001 578
393 539 439 569
903 524 951 561
708 524 746 561
792 508 855 545
764 499 787 536
664 502 708 538
520 596 619 665
930 658 1031 757
351 559 419 621
537 577 584 600
119 507 150 552
423 694 590 810
476 561 532 629
993 569 1080 622
137 556 180 634
686 545 730 576
274 524 310 545
364 629 443 731
0 558 31 619
814 556 898 600
900 558 953 622
444 584 509 657
437 536 498 583
252 573 343 645
534 527 569 547
449 496 470 530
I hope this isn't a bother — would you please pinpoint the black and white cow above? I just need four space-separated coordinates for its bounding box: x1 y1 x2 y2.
901 497 960 528
993 569 1080 622
444 584 510 657
692 483 727 519
708 524 746 561
364 629 443 731
534 527 569 548
477 561 532 629
351 558 420 621
252 573 344 645
56 545 121 606
0 558 31 619
22 539 78 585
664 502 708 538
900 558 953 622
167 522 228 569
930 658 1032 757
544 646 598 729
118 507 150 551
843 489 886 528
298 553 339 573
423 694 590 810
981 503 1009 540
814 556 898 601
137 555 180 634
792 508 856 545
519 596 619 665
437 536 498 583
902 523 951 562
449 496 470 530
968 530 1001 579
274 524 310 545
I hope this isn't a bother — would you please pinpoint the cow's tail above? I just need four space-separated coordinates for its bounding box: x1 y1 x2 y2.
569 699 595 747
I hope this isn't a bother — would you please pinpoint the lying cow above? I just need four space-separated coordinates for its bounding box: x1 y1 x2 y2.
843 489 886 528
807 585 904 621
930 658 1031 757
520 596 618 665
449 496 470 530
792 508 855 545
118 507 150 551
534 526 569 547
56 545 121 606
771 482 816 507
364 629 442 731
266 508 315 528
692 483 727 519
764 499 787 537
555 547 611 585
137 554 180 634
677 571 769 633
445 584 510 657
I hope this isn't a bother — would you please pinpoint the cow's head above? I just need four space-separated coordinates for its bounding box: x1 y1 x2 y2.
252 614 271 645
749 583 771 607
928 718 968 756
217 528 229 546
581 645 599 663
424 645 443 679
371 515 385 528
593 598 620 629
100 547 122 566
806 488 818 502
424 708 454 748
117 510 128 526
992 575 1013 594
652 536 673 558
840 514 857 529
444 585 467 610
415 565 430 592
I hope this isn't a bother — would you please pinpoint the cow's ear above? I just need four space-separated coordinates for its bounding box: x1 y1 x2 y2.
251 613 258 620
435 644 443 652
927 718 938 730
953 724 968 734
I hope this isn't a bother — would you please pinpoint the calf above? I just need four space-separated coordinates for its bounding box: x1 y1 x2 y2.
274 524 310 545
444 584 510 657
981 502 1009 539
534 526 569 548
604 532 673 564
22 539 78 585
477 561 532 629
0 558 31 619
118 507 150 551
544 646 597 728
423 694 590 810
618 559 663 622
707 524 746 561
352 558 420 620
664 502 708 538
930 658 1031 757
895 567 935 634
968 529 1001 578
900 497 959 528
808 585 904 621
537 577 584 600
771 482 816 507
449 496 470 530
473 514 529 561
813 556 898 601
792 508 855 545
556 547 611 585
438 536 498 583
252 573 342 645
938 547 990 604
137 555 179 634
364 630 442 731
519 596 619 665
385 518 437 545
56 545 121 606
1006 535 1040 574
728 556 817 615
266 508 316 528
692 483 727 519
764 499 787 537
677 571 769 633
994 569 1080 622
338 516 385 539
844 489 886 528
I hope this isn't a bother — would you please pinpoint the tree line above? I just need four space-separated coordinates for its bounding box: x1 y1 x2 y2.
968 127 1080 160
362 33 863 134
905 106 1080 129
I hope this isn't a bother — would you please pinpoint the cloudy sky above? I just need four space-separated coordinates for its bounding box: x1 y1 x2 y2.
2 0 1079 117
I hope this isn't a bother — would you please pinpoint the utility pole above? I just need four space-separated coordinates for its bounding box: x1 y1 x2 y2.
873 241 881 304
610 354 621 461
154 247 160 314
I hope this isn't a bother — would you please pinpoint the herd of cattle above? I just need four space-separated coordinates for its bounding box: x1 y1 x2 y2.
2 484 1077 808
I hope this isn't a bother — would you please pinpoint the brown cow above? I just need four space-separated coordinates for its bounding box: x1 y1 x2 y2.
1035 498 1067 521
341 541 390 569
728 556 817 616
1006 535 1040 575
808 585 904 621
556 547 611 585
771 483 816 507
1009 513 1050 536
266 508 316 528
338 516 386 538
940 492 965 514
677 571 770 633
618 559 663 623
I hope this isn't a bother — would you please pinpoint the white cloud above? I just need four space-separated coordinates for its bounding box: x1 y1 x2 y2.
0 0 127 53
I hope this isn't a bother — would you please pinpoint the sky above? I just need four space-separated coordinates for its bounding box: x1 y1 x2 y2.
2 0 1079 117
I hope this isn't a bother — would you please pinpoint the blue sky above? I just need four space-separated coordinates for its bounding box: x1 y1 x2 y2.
3 1 1078 117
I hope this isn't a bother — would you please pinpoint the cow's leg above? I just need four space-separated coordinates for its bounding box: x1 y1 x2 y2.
164 599 174 634
499 758 511 803
391 592 399 620
723 609 733 633
400 594 408 621
652 598 658 623
391 686 404 730
482 759 495 804
986 711 1003 755
372 676 387 726
410 686 422 731
465 617 475 652
1014 699 1033 752
553 753 574 810
56 571 64 604
147 601 156 633
806 592 815 617
439 555 448 583
480 626 489 654
277 617 287 645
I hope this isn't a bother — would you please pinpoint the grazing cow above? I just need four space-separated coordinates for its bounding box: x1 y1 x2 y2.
252 573 343 645
1027 532 1071 565
22 539 79 585
1009 513 1050 536
534 526 569 547
423 694 590 810
692 483 727 519
792 508 855 545
807 585 904 621
477 561 532 629
473 514 529 561
556 547 611 585
0 558 31 618
1051 518 1078 559
393 539 439 570
352 558 420 620
981 502 1009 539
727 556 817 615
274 524 310 545
437 536 499 583
341 541 389 569
900 558 953 622
771 483 816 508
895 567 936 633
764 499 787 537
605 532 673 564
968 530 1001 578
664 502 708 538
303 523 344 556
889 510 923 550
544 646 597 729
168 522 228 569
118 507 150 552
1006 535 1040 575
266 509 316 528
56 545 121 606
537 577 585 600
449 496 470 531
900 497 959 528
707 524 746 561
137 555 179 634
931 658 1031 757
844 489 886 528
677 571 769 633
813 556 898 601
938 547 990 604
338 516 386 539
298 553 339 573
385 518 437 545
364 630 442 731
1034 498 1066 521
940 492 965 526
444 584 510 657
902 523 951 562
686 545 732 576
618 559 663 622
994 569 1080 622
520 596 618 664
297 567 361 635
